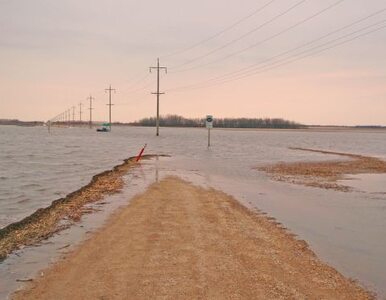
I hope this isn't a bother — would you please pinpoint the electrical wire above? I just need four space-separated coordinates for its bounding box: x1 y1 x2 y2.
118 73 151 93
120 81 154 95
170 0 308 70
48 5 386 122
167 18 386 92
169 9 386 90
160 0 277 59
213 19 386 86
171 0 346 74
115 94 152 106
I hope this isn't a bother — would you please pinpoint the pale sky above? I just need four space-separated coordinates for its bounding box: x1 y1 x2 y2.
0 0 385 125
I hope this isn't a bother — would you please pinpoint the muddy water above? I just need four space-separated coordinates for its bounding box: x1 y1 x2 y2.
1 125 385 228
1 125 386 298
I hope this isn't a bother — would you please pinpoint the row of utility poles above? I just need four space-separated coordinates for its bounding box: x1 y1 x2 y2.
48 87 112 130
48 58 167 136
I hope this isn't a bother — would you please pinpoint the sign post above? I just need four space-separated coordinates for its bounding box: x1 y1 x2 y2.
206 115 213 147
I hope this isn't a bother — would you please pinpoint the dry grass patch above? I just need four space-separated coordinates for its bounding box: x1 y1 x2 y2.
257 148 386 191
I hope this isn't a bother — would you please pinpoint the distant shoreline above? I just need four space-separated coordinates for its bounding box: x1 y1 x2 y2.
0 120 44 127
1 122 385 132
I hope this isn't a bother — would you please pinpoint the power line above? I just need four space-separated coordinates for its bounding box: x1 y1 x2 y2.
120 80 154 95
242 22 386 79
172 0 346 74
167 18 386 92
45 6 386 125
115 94 151 106
214 7 386 82
167 11 386 90
119 73 151 93
207 20 386 88
161 0 277 59
171 0 307 70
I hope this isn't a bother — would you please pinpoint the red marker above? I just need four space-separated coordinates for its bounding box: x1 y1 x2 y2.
136 144 147 162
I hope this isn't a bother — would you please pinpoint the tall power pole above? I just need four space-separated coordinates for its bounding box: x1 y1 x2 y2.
65 110 68 123
68 109 71 125
105 85 115 131
79 102 82 123
88 95 94 129
150 58 167 136
72 106 75 123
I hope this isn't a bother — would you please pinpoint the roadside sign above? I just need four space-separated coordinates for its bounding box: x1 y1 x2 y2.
206 115 213 129
206 115 213 147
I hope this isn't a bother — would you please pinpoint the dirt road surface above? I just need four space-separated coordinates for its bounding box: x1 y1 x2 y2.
14 177 372 299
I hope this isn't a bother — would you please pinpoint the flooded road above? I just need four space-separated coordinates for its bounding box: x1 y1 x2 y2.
1 125 386 298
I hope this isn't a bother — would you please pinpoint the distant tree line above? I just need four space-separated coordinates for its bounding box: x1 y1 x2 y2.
355 125 386 129
130 115 305 129
0 119 44 127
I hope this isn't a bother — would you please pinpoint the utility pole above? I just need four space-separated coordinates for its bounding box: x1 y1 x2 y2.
105 85 115 131
72 106 75 124
67 109 71 126
79 102 82 123
87 95 94 129
150 58 167 136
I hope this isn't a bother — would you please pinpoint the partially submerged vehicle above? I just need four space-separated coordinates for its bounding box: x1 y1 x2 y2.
96 123 111 132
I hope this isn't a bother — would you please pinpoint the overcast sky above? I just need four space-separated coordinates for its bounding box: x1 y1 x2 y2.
1 0 385 125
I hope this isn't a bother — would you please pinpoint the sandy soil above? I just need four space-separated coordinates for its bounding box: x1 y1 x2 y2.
257 148 386 191
14 177 372 299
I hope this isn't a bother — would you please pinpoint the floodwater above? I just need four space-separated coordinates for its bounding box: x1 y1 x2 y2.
0 125 386 298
